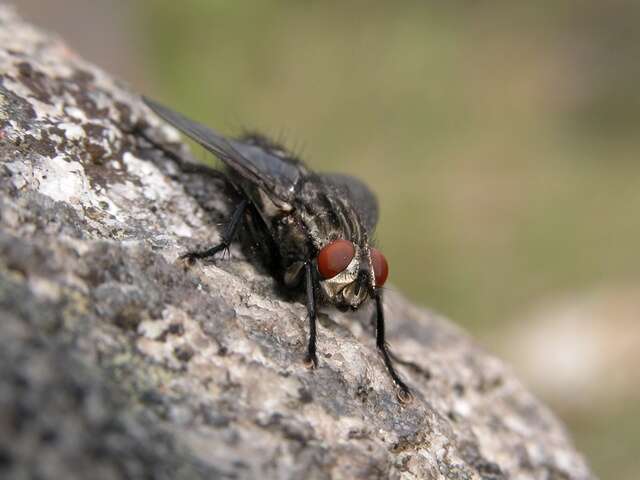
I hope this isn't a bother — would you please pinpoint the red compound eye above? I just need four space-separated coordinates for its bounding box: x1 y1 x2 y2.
370 248 389 287
317 240 355 279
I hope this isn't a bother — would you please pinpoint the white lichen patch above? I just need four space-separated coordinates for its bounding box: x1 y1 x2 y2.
64 106 88 123
4 149 122 233
97 151 199 241
28 276 62 302
58 122 85 142
36 155 87 203
4 159 30 190
138 318 167 340
122 152 175 202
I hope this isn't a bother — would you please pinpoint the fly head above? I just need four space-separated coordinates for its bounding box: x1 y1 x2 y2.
316 238 389 310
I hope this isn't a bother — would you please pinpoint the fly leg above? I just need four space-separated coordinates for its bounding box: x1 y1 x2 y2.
181 198 249 262
303 261 319 368
373 292 413 403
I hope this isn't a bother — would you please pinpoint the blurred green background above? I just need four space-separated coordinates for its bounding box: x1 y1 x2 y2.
16 1 640 478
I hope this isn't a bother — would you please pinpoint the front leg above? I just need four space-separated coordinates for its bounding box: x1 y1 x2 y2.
303 260 319 368
181 198 249 262
373 291 413 403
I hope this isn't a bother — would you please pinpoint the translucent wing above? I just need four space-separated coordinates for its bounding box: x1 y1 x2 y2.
144 97 300 203
228 134 307 193
320 173 379 232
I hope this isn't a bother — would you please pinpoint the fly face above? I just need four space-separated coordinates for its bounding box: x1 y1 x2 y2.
142 96 412 402
317 241 368 311
316 239 389 311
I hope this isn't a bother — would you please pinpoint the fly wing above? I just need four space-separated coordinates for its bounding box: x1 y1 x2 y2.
143 97 299 203
320 173 379 232
227 136 306 193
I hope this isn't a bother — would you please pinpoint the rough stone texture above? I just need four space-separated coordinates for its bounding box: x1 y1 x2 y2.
0 6 595 480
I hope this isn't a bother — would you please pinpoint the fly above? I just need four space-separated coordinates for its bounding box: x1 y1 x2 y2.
143 97 412 402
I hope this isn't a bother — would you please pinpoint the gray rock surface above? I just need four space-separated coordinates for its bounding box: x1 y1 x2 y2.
0 6 595 480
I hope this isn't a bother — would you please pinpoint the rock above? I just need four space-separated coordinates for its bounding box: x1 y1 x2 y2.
0 6 595 480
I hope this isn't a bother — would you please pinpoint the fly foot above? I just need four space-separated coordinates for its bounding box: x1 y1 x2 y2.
397 387 414 405
304 353 318 370
179 252 198 265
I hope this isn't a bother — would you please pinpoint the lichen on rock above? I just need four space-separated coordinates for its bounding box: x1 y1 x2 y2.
0 6 595 480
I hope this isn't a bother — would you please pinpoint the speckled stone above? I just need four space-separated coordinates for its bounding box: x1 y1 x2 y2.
0 6 595 480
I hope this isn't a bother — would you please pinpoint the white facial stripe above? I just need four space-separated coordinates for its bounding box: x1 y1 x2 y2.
330 244 360 282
